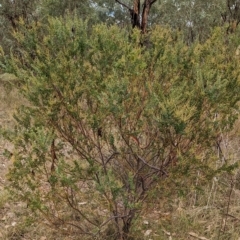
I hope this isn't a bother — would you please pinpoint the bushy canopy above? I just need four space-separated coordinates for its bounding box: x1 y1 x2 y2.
2 15 240 239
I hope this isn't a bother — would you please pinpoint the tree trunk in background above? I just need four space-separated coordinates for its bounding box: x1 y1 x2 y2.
115 0 157 33
221 0 240 33
132 0 141 29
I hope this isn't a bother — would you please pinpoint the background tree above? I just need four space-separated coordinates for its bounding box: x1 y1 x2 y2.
40 0 96 19
1 0 240 53
115 0 157 33
0 0 39 54
0 0 99 54
151 0 226 43
222 0 240 33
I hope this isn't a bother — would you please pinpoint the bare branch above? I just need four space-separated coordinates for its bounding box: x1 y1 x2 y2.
137 155 169 176
224 213 240 221
115 0 132 11
105 152 119 165
65 193 99 227
150 0 157 5
227 0 233 16
100 213 131 228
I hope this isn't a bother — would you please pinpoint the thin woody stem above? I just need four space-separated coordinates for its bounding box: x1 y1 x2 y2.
115 0 131 10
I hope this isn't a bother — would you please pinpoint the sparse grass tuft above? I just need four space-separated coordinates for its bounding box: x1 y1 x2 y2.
0 190 9 209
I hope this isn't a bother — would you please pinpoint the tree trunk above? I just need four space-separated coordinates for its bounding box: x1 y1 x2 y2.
141 0 151 33
121 210 135 240
223 0 240 34
115 0 157 33
131 0 141 29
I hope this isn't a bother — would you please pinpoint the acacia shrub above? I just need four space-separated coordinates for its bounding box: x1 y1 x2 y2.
2 16 240 239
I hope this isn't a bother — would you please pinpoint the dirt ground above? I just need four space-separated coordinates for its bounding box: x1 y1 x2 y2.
0 86 36 240
0 84 78 240
0 85 28 238
0 104 16 238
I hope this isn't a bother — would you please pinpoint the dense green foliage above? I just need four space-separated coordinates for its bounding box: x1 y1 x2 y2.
1 0 240 54
1 14 240 239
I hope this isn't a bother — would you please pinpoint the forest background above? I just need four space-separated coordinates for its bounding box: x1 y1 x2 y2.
1 0 240 239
